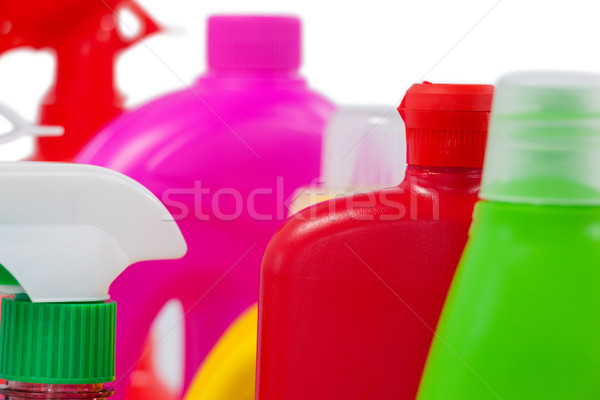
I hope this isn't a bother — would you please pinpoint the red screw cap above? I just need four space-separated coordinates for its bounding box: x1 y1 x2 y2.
398 82 494 168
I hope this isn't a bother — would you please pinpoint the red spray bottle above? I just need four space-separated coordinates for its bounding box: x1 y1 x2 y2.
257 83 493 399
0 0 160 161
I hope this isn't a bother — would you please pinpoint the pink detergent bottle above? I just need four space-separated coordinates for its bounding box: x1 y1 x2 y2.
75 15 335 399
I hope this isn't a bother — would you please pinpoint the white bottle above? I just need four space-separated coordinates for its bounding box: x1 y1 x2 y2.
289 105 406 215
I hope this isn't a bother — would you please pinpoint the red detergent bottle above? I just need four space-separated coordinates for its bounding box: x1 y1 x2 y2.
257 82 493 399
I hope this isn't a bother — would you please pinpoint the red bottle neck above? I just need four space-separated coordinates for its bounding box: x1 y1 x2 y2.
35 10 125 161
402 164 482 193
43 8 124 109
0 382 113 399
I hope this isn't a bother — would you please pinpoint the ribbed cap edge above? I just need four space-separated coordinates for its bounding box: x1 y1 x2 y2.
0 298 116 384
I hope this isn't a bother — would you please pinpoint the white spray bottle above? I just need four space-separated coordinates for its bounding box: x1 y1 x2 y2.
0 162 186 399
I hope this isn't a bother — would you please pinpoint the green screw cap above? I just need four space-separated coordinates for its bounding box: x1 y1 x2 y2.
0 297 116 384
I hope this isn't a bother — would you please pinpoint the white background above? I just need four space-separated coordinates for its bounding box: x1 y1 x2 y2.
1 0 600 156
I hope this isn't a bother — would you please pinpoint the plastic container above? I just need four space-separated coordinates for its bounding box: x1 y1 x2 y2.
256 82 493 399
75 15 334 398
0 162 186 400
417 72 600 400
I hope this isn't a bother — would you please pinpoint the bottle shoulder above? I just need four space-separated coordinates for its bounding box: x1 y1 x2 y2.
122 78 333 122
473 201 600 226
104 85 332 130
469 201 600 246
76 83 334 169
286 184 479 228
262 186 477 280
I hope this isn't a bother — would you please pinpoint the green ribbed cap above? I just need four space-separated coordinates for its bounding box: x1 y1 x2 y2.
0 297 116 384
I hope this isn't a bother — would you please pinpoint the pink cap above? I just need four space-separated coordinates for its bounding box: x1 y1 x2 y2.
207 16 301 71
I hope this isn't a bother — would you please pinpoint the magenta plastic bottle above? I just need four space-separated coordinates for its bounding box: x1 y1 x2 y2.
75 15 334 398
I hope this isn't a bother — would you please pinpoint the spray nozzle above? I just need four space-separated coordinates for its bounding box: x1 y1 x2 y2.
0 103 63 146
0 162 187 302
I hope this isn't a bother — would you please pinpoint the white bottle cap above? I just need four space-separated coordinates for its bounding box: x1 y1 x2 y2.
321 106 406 190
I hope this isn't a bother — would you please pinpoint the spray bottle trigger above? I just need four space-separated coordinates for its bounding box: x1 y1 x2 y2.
116 0 161 47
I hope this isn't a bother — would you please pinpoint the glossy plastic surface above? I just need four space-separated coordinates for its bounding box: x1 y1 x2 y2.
76 68 334 398
417 201 600 399
0 0 160 161
257 165 481 399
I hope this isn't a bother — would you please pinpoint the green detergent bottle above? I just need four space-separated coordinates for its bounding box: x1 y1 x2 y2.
417 72 600 400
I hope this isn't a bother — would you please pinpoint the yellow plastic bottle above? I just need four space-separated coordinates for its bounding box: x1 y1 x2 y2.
184 306 257 400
